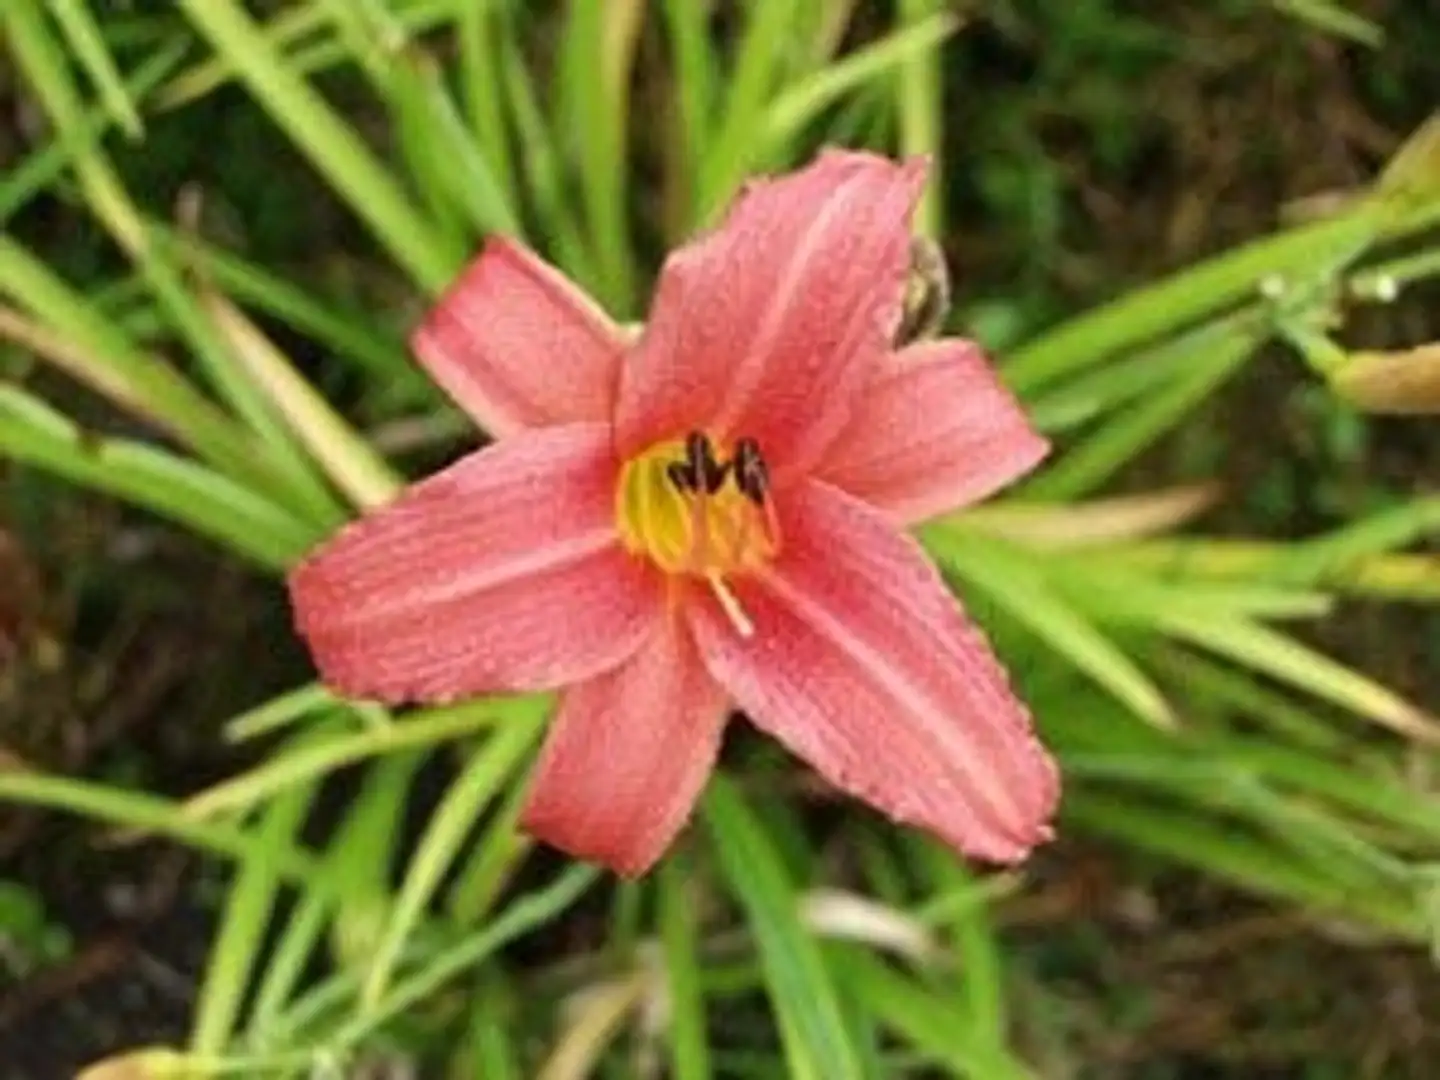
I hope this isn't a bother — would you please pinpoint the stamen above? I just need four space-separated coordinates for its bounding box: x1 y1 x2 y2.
685 430 729 494
732 437 769 505
759 496 782 555
702 456 730 494
666 460 695 492
688 485 711 572
616 432 780 608
707 572 755 638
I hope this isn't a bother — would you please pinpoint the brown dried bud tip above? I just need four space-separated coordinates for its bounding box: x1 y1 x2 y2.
895 236 952 348
1330 344 1440 415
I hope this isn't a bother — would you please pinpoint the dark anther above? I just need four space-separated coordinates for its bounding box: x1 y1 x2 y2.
686 431 730 494
668 432 767 504
732 437 770 505
666 460 697 492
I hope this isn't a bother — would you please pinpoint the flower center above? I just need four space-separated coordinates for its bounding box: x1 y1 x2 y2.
616 431 782 633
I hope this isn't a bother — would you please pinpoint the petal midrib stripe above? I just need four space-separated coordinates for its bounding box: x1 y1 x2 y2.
758 567 1023 842
327 527 621 628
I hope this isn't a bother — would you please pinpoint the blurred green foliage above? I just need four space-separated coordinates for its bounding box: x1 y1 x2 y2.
2 2 1439 1077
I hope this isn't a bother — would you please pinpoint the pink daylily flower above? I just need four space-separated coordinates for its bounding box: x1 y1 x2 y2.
289 150 1059 877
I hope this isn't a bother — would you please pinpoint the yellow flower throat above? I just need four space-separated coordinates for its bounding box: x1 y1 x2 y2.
616 432 781 634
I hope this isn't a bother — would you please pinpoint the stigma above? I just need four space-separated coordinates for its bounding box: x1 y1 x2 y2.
616 431 782 633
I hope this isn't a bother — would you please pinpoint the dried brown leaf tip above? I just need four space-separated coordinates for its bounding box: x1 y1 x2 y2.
1330 343 1440 414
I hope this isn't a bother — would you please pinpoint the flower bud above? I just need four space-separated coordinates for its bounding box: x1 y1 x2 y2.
77 1047 190 1080
895 236 951 347
1330 344 1440 414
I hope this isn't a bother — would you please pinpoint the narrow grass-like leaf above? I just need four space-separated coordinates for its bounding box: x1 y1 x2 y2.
763 13 958 161
0 305 182 437
1097 536 1440 603
457 0 517 209
660 0 719 230
223 684 344 744
458 981 523 1080
1218 735 1440 845
44 0 145 137
698 0 802 221
398 51 521 238
1066 792 1424 935
791 0 859 71
610 878 644 960
496 24 595 287
1226 774 1416 883
245 752 422 1046
704 776 862 1080
1373 113 1440 219
1002 208 1378 393
838 949 1034 1080
325 864 600 1054
191 754 320 1055
1351 244 1440 296
558 0 641 315
1051 563 1333 624
896 0 947 235
1067 747 1420 888
1271 0 1383 46
176 0 462 294
1149 646 1349 752
1024 322 1262 499
926 530 1176 729
446 773 536 924
182 698 539 820
201 290 403 510
0 232 272 491
1290 496 1440 573
955 484 1219 549
1023 324 1213 430
310 0 399 87
0 386 314 570
1012 161 1440 395
5 2 339 523
164 227 418 391
911 870 1018 929
537 971 650 1080
155 0 333 109
1159 611 1440 743
658 856 712 1080
0 773 326 892
908 839 1007 1047
361 708 545 1008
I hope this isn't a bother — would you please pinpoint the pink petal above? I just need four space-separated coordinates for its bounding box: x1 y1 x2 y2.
616 150 926 476
411 238 626 436
289 423 658 703
688 480 1058 862
819 339 1049 525
521 610 729 877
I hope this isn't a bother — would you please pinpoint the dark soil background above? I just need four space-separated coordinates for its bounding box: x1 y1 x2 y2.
2 2 1438 1076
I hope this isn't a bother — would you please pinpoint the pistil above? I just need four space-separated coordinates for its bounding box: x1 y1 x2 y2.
615 431 781 635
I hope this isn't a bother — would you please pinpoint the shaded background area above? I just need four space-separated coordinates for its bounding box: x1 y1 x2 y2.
2 1 1438 1076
